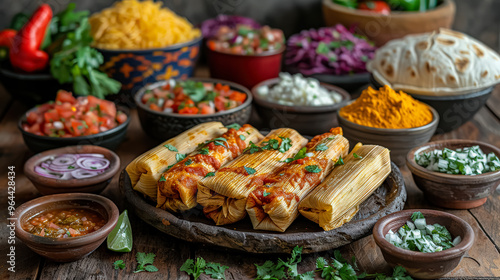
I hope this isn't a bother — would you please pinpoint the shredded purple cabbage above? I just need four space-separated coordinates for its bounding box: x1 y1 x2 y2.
285 25 376 76
200 15 261 39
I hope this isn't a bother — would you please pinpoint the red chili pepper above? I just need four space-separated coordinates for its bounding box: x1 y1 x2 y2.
10 4 52 72
0 29 17 49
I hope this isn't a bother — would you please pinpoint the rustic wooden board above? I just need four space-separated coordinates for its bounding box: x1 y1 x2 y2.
120 162 406 254
486 84 500 120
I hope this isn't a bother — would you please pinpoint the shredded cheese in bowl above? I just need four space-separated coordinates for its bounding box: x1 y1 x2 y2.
256 73 343 106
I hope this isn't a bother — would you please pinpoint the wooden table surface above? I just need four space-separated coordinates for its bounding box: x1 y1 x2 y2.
1 71 500 279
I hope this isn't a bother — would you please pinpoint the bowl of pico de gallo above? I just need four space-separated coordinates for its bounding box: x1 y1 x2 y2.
134 78 252 140
18 90 130 153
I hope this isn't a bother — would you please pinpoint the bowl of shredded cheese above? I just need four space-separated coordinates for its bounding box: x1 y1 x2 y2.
88 0 202 94
251 73 350 135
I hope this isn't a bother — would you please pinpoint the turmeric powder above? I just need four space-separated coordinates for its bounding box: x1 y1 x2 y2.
339 85 433 129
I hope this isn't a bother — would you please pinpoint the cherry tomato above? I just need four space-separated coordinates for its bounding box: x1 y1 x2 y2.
358 1 391 14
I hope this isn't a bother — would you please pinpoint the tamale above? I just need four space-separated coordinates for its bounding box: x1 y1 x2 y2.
197 128 308 225
298 144 391 231
156 124 264 212
246 128 349 232
125 122 227 201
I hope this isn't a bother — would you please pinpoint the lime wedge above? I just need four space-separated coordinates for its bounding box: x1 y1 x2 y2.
107 210 133 252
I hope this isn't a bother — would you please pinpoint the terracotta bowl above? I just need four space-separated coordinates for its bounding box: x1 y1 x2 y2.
251 78 350 135
322 0 456 47
338 101 439 166
407 140 500 209
18 106 130 153
14 193 119 262
24 145 120 195
134 78 252 140
373 209 474 279
207 44 285 89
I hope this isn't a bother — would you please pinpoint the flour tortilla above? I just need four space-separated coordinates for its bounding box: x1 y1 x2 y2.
367 28 500 96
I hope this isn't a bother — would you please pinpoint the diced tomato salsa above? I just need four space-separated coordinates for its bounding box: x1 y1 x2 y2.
207 25 284 55
22 207 107 238
22 90 127 137
142 80 247 114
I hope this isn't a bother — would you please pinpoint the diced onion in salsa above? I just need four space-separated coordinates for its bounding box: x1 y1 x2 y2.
207 25 284 55
22 90 127 137
415 146 500 175
22 208 106 238
141 80 247 114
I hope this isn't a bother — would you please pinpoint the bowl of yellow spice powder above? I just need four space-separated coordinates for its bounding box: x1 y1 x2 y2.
338 85 439 166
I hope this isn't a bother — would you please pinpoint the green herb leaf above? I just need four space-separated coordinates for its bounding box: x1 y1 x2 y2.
176 153 186 162
316 42 330 54
353 153 363 159
205 262 229 280
239 135 246 141
263 190 271 197
67 165 75 169
144 265 158 272
411 211 425 221
185 159 193 166
283 147 307 163
164 144 178 152
262 139 280 150
159 175 166 182
305 165 321 173
134 252 157 273
180 81 206 102
315 143 328 151
205 172 215 178
113 260 125 270
199 148 210 155
180 258 206 280
244 141 263 154
244 166 256 175
226 123 241 130
335 156 344 166
278 137 292 153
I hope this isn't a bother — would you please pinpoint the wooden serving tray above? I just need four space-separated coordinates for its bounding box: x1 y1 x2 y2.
119 162 406 254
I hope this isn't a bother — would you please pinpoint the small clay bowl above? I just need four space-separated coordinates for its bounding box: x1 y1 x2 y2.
251 78 350 135
14 193 119 262
24 145 120 195
338 101 439 166
407 140 500 209
373 209 474 279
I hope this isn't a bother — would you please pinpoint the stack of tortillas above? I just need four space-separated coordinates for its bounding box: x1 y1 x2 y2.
367 28 500 96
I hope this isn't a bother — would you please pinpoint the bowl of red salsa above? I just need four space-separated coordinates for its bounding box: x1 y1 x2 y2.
24 145 120 195
18 90 130 153
206 24 286 89
14 193 119 262
134 78 252 140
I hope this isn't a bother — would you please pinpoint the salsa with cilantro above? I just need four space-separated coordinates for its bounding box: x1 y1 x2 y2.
22 90 127 137
22 207 106 238
207 25 284 55
141 80 247 115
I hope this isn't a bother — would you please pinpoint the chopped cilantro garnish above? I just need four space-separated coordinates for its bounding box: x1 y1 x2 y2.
305 165 321 173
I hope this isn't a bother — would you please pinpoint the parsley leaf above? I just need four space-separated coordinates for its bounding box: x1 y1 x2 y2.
205 262 229 280
283 147 307 163
226 123 241 130
185 159 193 166
353 153 363 159
113 260 125 270
199 148 210 155
244 141 263 154
335 156 344 166
134 252 157 273
205 172 215 178
176 153 186 162
278 136 292 153
164 144 178 152
262 139 280 150
244 166 256 175
305 165 321 173
316 143 328 151
181 258 228 280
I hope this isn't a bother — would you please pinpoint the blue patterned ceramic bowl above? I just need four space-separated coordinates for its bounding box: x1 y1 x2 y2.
97 36 203 97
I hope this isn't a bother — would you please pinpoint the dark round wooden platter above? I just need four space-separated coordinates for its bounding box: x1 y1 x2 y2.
119 161 406 254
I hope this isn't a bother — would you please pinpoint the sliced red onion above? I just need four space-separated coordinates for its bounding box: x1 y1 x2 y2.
75 153 105 158
51 155 76 166
48 163 77 172
40 162 50 169
71 169 100 179
34 166 64 179
76 157 110 171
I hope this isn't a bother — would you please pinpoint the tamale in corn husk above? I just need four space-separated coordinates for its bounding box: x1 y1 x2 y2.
298 144 391 231
197 128 308 225
126 122 227 201
246 128 349 232
156 124 264 212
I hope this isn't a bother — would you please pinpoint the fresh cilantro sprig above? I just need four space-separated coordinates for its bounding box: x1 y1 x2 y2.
244 166 256 175
180 258 228 280
353 153 362 159
335 157 344 166
113 260 125 270
278 136 292 153
305 165 322 173
226 123 241 130
283 147 307 163
244 141 263 154
316 143 328 151
134 252 158 273
164 144 178 152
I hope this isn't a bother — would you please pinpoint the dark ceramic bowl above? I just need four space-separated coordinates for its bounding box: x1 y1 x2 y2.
338 101 439 166
0 64 70 106
285 66 370 93
14 193 119 262
18 106 130 153
207 44 285 89
373 209 474 279
135 78 252 140
407 140 500 209
97 36 202 95
370 75 493 133
24 145 120 195
251 78 350 135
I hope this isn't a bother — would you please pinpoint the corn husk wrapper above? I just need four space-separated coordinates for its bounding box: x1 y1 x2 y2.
157 125 263 212
246 128 349 232
125 122 226 201
197 128 308 225
298 144 391 231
